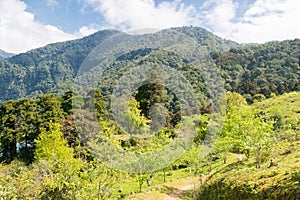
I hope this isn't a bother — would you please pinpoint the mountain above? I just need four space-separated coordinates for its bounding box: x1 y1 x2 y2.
0 29 121 103
0 49 14 61
0 27 238 103
0 26 299 105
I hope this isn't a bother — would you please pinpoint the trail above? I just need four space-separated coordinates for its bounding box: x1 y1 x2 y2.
129 176 202 200
163 182 199 200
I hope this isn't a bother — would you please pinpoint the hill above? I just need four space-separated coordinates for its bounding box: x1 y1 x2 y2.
254 92 300 127
190 93 300 199
0 29 121 103
150 92 300 200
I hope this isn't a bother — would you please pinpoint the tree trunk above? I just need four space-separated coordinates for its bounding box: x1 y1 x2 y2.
10 140 17 160
223 155 227 164
146 174 153 186
256 145 261 168
139 183 142 193
194 163 198 176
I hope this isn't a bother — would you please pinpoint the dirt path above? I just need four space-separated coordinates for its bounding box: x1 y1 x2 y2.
129 176 203 200
163 182 199 200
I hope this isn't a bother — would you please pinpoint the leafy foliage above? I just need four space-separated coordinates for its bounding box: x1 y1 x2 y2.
34 122 74 162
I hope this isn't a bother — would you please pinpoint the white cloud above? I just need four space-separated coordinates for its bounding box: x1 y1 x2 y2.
83 0 300 43
233 0 300 43
202 0 300 43
83 0 200 30
75 24 100 36
0 0 75 53
200 0 238 34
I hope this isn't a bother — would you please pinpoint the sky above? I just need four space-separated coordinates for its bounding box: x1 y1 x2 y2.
0 0 299 54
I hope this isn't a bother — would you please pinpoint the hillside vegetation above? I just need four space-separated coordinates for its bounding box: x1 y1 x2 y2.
213 39 300 102
191 92 300 200
0 28 299 106
0 92 299 199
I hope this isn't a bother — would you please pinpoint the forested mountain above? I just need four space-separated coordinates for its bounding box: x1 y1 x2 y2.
0 26 299 106
0 49 14 61
212 39 300 102
0 29 120 103
0 27 237 103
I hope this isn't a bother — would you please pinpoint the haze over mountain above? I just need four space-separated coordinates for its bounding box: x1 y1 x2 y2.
0 49 14 61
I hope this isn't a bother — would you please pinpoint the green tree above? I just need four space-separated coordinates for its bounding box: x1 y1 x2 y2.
34 122 74 162
135 65 167 118
223 92 274 167
0 98 37 162
36 94 64 130
125 97 150 135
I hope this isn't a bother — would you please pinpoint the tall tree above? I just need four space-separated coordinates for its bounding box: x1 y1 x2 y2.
135 65 167 118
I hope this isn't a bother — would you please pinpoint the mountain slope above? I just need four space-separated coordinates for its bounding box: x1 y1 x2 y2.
0 30 120 102
191 92 300 199
0 27 237 103
1 26 299 105
212 39 300 101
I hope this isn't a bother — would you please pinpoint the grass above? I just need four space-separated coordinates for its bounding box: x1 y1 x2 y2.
190 140 300 199
112 167 192 199
110 143 300 199
254 92 300 124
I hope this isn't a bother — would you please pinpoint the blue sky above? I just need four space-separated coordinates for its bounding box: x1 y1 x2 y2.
23 0 253 33
23 0 105 33
0 0 299 53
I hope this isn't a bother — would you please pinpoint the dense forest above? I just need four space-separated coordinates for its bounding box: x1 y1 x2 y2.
0 27 299 199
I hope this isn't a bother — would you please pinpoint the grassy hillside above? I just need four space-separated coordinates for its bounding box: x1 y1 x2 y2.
0 24 299 199
0 88 299 199
127 92 300 199
189 92 300 200
191 141 300 199
254 92 300 125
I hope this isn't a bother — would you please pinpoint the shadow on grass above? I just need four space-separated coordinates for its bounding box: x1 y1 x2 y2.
160 185 181 198
160 185 197 200
204 161 246 183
